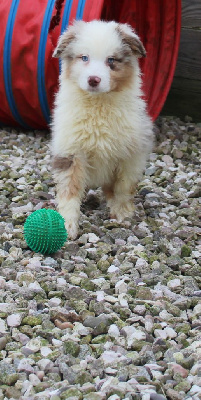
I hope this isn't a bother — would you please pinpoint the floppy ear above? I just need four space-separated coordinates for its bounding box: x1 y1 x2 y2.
117 23 146 58
53 29 75 58
53 20 85 58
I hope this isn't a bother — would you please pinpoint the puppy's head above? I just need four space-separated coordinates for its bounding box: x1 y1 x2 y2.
53 20 146 93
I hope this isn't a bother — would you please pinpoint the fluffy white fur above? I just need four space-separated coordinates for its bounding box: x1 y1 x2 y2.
51 20 153 239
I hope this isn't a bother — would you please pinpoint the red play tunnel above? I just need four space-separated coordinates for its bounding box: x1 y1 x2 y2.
0 0 181 129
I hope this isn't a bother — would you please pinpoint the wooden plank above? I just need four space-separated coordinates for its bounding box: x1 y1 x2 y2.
174 28 201 80
182 0 201 28
161 0 201 121
162 77 201 122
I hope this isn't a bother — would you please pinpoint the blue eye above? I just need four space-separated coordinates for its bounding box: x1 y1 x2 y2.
82 55 89 62
108 57 115 64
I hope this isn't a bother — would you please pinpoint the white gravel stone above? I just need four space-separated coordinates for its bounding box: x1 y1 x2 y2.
105 368 118 376
115 238 126 246
154 329 167 340
115 279 128 294
73 322 92 335
164 327 177 339
87 248 97 256
152 371 164 380
7 313 22 327
25 338 42 353
41 346 52 357
118 293 129 308
108 265 120 273
127 235 140 244
43 257 57 266
134 305 146 315
104 295 117 304
159 310 172 321
97 291 105 302
27 257 41 269
52 338 62 347
107 395 120 400
92 277 110 289
29 373 41 386
18 333 30 345
37 358 54 371
189 385 201 395
100 350 126 366
122 325 146 347
145 363 164 371
141 395 151 400
190 363 201 376
190 341 201 351
56 277 67 286
36 371 45 381
192 250 201 259
48 297 62 307
0 319 7 334
0 250 8 260
135 258 149 270
0 278 6 289
108 324 120 338
145 166 158 176
17 359 35 374
121 325 135 337
16 176 26 184
112 258 120 266
21 380 33 395
28 281 43 292
131 329 146 341
162 155 174 166
6 281 20 291
88 232 100 243
11 201 33 214
144 315 154 332
167 278 181 290
193 304 201 317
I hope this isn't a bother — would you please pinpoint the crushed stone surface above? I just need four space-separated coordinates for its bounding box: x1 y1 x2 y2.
0 116 201 400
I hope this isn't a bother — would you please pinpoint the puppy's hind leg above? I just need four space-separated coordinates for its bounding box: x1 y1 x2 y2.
52 155 87 239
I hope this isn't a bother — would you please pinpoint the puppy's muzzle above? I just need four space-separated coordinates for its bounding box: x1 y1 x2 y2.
88 76 101 87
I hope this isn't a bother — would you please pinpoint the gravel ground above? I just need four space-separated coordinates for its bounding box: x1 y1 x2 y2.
0 116 201 400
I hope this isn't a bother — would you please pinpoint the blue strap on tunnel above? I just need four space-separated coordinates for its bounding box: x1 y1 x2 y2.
3 0 31 129
61 0 74 33
76 0 87 20
37 0 56 125
61 0 87 33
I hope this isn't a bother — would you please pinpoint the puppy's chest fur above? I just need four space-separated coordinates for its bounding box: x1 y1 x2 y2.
74 104 138 187
72 97 137 162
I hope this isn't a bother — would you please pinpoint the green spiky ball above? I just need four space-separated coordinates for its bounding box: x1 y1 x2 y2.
24 209 67 255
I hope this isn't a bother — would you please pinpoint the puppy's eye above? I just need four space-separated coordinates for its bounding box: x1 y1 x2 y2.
81 55 89 62
107 57 115 65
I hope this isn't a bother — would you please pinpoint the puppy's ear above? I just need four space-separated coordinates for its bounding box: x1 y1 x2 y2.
53 27 76 58
117 23 146 58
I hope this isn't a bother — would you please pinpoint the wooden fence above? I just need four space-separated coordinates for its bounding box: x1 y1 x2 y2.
162 0 201 121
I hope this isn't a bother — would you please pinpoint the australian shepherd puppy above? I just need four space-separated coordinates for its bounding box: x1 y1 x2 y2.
51 20 153 239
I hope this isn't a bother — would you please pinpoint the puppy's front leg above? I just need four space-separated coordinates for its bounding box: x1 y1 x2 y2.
104 155 146 222
105 177 135 222
52 155 86 239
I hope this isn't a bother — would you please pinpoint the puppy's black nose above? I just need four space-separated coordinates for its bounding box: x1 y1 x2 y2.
88 76 101 87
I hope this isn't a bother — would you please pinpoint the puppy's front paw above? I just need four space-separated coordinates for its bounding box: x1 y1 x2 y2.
110 201 135 222
65 220 78 240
